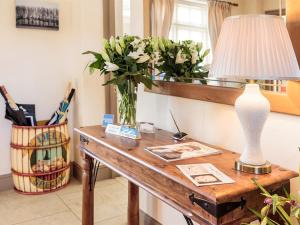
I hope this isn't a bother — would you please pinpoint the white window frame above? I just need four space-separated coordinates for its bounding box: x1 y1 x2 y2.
170 0 209 41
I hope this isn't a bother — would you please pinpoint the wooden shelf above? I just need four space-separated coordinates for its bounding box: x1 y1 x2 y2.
145 81 242 106
145 81 300 116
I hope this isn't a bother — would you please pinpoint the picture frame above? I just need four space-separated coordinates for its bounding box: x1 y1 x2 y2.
16 0 59 30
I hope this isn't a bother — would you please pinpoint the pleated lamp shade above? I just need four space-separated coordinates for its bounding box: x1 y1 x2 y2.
209 15 300 80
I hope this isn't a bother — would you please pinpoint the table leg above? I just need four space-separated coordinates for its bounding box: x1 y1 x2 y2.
82 153 94 225
128 181 139 225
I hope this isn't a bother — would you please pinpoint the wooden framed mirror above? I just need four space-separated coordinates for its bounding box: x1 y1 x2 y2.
144 0 300 116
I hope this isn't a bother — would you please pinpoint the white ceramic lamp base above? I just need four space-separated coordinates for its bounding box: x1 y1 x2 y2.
235 84 271 174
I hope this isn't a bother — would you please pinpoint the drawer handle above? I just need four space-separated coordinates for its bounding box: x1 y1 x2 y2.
189 193 246 218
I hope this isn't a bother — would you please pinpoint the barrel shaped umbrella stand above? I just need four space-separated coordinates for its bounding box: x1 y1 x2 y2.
11 121 71 194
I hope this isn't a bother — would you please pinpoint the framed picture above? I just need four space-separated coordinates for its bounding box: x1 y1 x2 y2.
16 0 59 30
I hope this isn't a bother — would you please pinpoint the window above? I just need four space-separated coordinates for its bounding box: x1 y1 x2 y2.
169 0 211 62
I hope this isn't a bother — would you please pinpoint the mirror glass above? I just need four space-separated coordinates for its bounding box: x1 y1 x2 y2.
154 0 288 93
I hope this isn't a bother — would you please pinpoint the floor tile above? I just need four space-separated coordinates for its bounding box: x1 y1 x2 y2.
95 210 162 225
0 192 68 225
0 177 131 225
115 177 128 187
95 177 122 190
61 194 127 223
14 211 80 225
95 214 127 225
95 180 128 205
56 179 82 197
59 178 128 223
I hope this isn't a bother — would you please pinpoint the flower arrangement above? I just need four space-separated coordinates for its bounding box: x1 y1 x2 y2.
84 35 210 125
84 35 155 126
153 38 210 83
245 179 300 225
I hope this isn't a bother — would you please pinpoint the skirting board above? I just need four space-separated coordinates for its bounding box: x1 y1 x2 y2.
0 173 14 192
72 161 116 183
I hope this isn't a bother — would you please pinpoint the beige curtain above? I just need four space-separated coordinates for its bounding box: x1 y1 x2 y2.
152 0 175 37
208 1 231 54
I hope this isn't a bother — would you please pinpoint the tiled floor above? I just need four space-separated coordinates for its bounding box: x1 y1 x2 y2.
0 177 129 225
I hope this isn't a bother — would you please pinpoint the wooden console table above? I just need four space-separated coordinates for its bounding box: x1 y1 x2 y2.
75 125 298 225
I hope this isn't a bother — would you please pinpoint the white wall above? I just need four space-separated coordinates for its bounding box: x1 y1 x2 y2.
137 91 300 173
137 86 300 225
126 1 300 225
0 0 106 175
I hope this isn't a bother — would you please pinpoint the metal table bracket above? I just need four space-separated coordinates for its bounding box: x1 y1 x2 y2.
80 135 100 190
189 193 246 218
183 215 194 225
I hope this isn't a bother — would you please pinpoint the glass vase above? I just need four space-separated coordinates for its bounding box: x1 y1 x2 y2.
118 80 137 127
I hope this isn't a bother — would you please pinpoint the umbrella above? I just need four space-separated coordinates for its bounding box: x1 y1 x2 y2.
0 86 28 126
47 83 75 125
5 103 28 126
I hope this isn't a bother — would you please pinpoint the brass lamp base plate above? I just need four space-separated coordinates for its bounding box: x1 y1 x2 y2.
235 160 272 174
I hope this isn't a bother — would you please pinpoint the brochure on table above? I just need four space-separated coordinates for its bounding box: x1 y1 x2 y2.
145 142 221 162
177 163 235 186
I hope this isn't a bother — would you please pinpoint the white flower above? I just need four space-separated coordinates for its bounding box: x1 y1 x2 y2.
128 43 150 63
119 37 125 48
131 39 146 52
139 41 146 50
188 43 197 51
104 62 119 72
164 39 172 48
191 50 199 64
137 54 150 63
175 50 188 64
130 38 140 48
151 38 159 51
151 51 160 63
109 36 116 49
115 43 123 55
128 47 145 59
101 51 110 62
158 39 165 52
103 39 110 49
202 64 211 71
202 49 210 58
151 51 163 66
197 42 203 50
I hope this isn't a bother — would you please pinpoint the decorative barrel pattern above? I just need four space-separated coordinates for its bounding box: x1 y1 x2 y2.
11 122 71 194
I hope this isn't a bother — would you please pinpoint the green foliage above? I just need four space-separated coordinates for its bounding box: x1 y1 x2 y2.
83 35 211 124
83 35 156 125
244 178 300 225
83 35 155 91
153 38 210 84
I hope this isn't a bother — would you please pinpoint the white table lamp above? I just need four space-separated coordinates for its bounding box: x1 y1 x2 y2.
209 15 300 174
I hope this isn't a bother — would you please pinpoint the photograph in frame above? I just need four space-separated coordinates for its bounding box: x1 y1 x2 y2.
16 0 59 30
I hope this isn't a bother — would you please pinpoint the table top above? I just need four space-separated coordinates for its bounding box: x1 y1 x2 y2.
75 125 298 204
